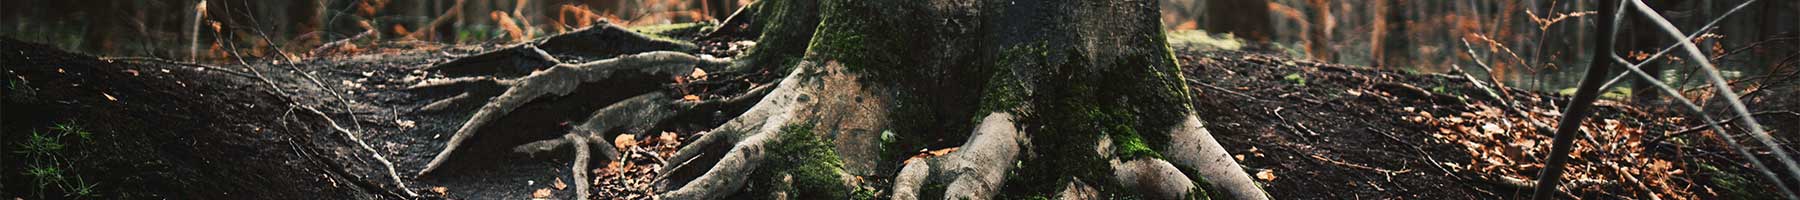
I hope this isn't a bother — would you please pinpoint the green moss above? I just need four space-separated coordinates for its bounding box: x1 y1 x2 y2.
1699 163 1775 200
979 44 1041 115
742 125 857 199
625 22 708 41
740 0 821 66
1165 30 1246 51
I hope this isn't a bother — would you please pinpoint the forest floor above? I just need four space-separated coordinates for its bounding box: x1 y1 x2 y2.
4 29 1792 199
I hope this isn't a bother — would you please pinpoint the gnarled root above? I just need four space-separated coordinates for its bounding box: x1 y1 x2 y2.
567 133 595 200
892 112 1023 200
1163 114 1269 200
656 67 809 200
1111 158 1197 199
423 44 562 78
417 51 731 176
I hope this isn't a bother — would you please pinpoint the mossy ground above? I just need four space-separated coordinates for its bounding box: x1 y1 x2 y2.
740 125 860 199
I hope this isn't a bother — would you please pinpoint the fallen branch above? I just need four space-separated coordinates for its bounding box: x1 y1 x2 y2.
1625 2 1800 198
1596 0 1759 91
221 34 417 197
1186 79 1260 100
305 106 419 197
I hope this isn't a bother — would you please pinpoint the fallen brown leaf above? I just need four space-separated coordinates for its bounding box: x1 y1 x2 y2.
658 132 679 145
1256 169 1277 181
690 68 708 79
928 147 959 156
554 177 568 190
615 134 638 150
531 188 553 198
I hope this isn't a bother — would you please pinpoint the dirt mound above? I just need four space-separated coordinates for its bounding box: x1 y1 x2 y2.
2 38 390 199
1180 51 1772 199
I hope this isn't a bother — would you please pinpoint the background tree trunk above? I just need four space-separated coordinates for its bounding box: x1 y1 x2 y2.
1204 0 1274 43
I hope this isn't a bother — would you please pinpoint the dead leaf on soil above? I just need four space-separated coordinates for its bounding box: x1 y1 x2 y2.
615 134 638 149
554 177 568 190
690 68 708 79
658 132 679 145
430 186 449 195
531 188 553 199
1256 169 1277 181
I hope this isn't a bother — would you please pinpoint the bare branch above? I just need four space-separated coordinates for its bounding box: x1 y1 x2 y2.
1625 0 1800 190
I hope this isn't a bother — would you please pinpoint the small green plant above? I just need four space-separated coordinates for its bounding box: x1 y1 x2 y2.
16 130 66 155
1283 73 1307 86
51 121 93 142
15 120 102 199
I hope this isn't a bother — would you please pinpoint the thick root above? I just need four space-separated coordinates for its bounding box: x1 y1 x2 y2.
892 112 1023 200
1111 158 1197 199
1057 179 1100 200
575 92 680 137
657 67 810 200
660 68 806 175
511 133 615 160
1162 114 1268 200
423 44 562 78
418 51 729 176
568 133 595 200
536 24 700 58
891 157 934 200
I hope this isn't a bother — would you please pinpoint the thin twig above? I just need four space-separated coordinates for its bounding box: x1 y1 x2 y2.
1533 1 1617 198
1625 0 1800 194
1186 79 1260 100
220 30 417 197
99 57 254 78
1456 39 1554 131
650 152 704 190
1647 110 1797 145
306 106 420 197
1604 54 1795 199
1597 0 1759 90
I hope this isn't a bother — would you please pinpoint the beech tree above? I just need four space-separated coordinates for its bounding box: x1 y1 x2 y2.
410 0 1268 199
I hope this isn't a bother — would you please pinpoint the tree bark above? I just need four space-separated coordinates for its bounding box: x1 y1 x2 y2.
416 0 1268 199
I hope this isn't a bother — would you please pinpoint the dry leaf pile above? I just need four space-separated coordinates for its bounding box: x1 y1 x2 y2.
1406 103 1695 198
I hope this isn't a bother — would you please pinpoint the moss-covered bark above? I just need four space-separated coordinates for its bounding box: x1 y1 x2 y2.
416 0 1262 199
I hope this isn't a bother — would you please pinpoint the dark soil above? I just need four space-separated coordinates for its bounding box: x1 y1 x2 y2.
2 38 392 199
1179 50 1779 199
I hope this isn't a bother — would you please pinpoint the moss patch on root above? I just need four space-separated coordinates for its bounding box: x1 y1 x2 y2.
741 125 857 199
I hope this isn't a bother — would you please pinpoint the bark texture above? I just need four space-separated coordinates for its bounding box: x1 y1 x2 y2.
412 0 1268 199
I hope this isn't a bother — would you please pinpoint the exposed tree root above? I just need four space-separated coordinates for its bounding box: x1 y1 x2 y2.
417 51 731 176
405 0 1274 198
423 44 561 78
657 67 810 200
701 1 761 40
1110 158 1198 199
1163 115 1269 200
892 112 1022 200
535 24 700 58
568 133 595 200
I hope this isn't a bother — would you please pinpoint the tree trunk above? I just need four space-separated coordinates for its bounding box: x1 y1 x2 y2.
413 0 1268 199
1204 0 1275 43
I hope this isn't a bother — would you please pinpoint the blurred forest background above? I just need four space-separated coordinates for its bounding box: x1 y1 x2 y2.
3 0 1796 99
